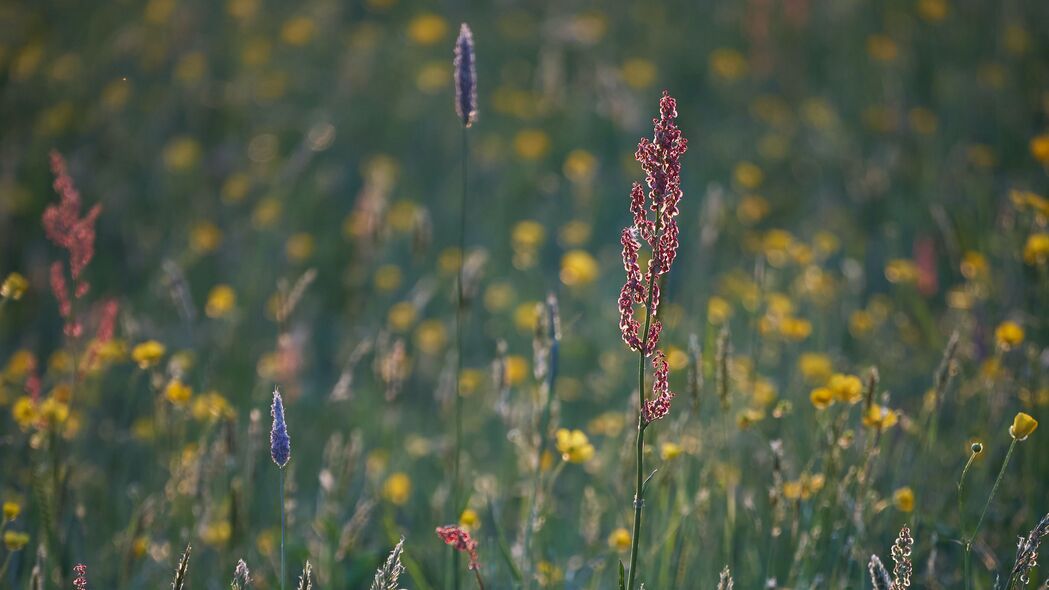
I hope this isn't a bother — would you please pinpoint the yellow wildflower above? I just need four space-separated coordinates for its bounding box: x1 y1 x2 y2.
382 472 411 505
39 397 69 426
560 250 599 286
512 220 546 250
1023 233 1049 266
3 501 21 520
13 397 37 429
414 320 447 355
709 48 748 80
660 442 683 461
514 129 551 160
407 13 447 45
893 487 915 512
799 353 833 383
809 387 834 410
205 285 236 318
555 428 595 463
707 296 732 325
164 379 193 405
459 508 479 530
201 521 232 545
1031 134 1049 166
3 530 29 551
828 373 863 404
1 273 28 300
862 404 899 430
608 528 631 552
132 341 166 369
994 321 1024 350
1009 412 1038 441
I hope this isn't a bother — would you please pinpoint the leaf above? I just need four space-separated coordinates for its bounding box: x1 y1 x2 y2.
618 561 626 590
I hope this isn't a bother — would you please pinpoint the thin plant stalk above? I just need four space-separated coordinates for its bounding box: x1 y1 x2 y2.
626 217 663 590
449 122 469 590
280 468 286 590
964 439 1016 590
523 300 559 588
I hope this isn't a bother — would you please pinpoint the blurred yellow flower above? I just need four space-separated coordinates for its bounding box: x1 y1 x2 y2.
483 283 514 312
783 480 803 500
733 161 764 190
190 222 222 254
414 320 447 355
1023 233 1049 266
828 373 863 404
281 16 316 46
885 259 918 284
514 129 551 160
459 508 479 530
799 353 833 383
737 194 770 224
3 501 20 520
1009 412 1038 441
994 321 1024 350
555 428 595 463
4 350 36 379
660 441 683 461
810 387 834 410
560 220 592 247
388 302 417 331
39 397 69 426
407 14 447 45
505 355 529 386
205 285 236 319
374 265 403 292
960 251 988 280
192 391 233 421
862 404 899 430
1 272 28 300
252 198 282 229
459 368 484 396
416 61 450 93
564 150 597 184
3 530 29 551
1031 134 1049 166
12 396 36 429
608 527 631 552
867 35 899 62
227 0 258 19
132 341 166 369
737 407 765 429
705 296 730 325
285 233 315 262
222 173 251 203
201 521 232 546
709 48 748 80
163 136 201 172
165 379 192 406
779 317 812 341
382 472 412 505
560 250 599 286
621 58 657 89
917 0 948 21
512 220 546 250
893 487 915 512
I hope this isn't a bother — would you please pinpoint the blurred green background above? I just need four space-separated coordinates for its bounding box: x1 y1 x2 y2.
1 0 1048 588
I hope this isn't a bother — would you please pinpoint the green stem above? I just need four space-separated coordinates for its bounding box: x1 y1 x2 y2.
965 439 1017 589
449 124 469 590
626 235 661 590
280 467 286 590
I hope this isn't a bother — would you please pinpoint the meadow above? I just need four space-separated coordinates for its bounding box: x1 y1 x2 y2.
0 0 1048 588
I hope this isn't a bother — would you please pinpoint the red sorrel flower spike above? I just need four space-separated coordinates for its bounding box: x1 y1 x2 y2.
44 151 102 282
642 349 675 424
436 525 480 571
73 564 88 589
618 91 687 356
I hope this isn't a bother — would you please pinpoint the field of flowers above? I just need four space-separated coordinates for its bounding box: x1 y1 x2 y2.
1 0 1048 588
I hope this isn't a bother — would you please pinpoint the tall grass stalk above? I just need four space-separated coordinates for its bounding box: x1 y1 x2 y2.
964 438 1017 589
280 467 286 590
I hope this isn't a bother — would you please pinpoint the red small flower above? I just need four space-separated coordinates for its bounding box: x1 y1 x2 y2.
73 564 88 590
436 525 480 571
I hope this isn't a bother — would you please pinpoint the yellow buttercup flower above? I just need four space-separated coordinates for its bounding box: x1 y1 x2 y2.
514 129 551 160
201 521 232 546
1009 412 1038 441
3 530 29 551
809 387 834 410
407 13 447 45
1023 233 1049 266
555 428 595 463
893 487 915 512
13 396 38 429
798 353 833 383
285 233 314 262
1031 134 1049 167
1 272 28 300
39 397 69 426
459 508 479 530
132 341 166 369
3 501 21 520
205 285 236 319
414 320 447 356
164 379 193 405
560 250 599 286
862 404 899 430
709 48 748 81
707 296 733 325
994 321 1024 350
660 441 683 461
608 527 631 552
382 472 411 505
828 373 863 404
512 220 546 250
621 58 656 89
